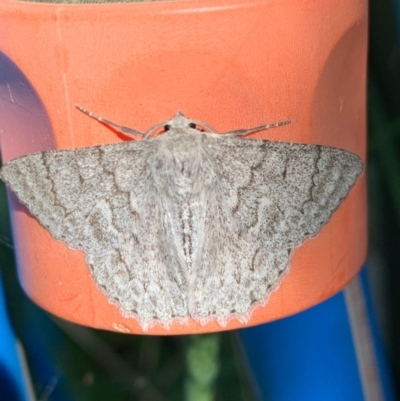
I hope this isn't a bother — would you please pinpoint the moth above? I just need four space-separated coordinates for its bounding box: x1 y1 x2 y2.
0 106 363 330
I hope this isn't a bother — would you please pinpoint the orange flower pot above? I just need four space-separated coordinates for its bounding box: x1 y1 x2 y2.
0 0 367 335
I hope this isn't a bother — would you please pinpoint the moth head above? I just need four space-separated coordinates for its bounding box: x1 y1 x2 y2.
145 112 217 138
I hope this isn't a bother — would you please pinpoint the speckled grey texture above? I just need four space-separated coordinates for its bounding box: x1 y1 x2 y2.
0 112 363 330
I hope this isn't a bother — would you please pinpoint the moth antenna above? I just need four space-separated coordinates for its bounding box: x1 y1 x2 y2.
144 121 169 139
76 104 144 138
221 119 291 137
190 120 217 133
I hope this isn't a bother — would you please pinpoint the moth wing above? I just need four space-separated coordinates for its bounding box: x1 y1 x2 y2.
189 189 293 325
188 136 363 325
1 142 188 329
207 137 363 249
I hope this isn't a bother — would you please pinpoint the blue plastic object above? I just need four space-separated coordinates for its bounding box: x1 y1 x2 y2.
239 267 395 401
0 275 32 401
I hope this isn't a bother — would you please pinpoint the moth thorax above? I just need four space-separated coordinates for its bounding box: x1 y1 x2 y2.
152 146 215 194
